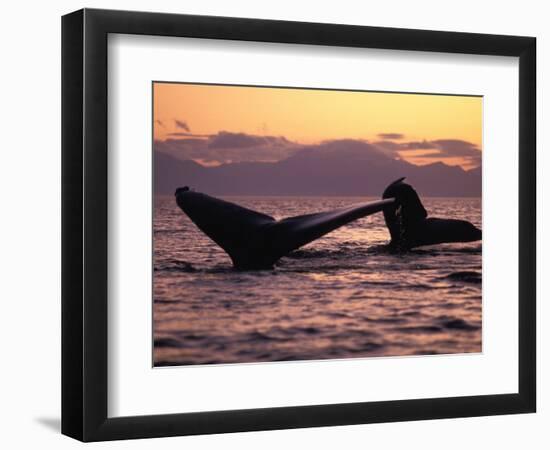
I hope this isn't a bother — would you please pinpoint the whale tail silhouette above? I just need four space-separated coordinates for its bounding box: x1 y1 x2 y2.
175 188 395 269
382 178 481 249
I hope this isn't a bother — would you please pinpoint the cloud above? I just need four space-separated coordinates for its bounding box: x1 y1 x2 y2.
168 132 211 138
377 133 405 140
431 139 481 166
174 120 190 132
431 139 480 156
154 131 480 168
399 140 439 150
374 138 481 167
154 131 299 165
374 140 403 151
209 131 291 149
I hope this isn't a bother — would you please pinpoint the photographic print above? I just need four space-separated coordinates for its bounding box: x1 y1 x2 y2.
153 82 482 367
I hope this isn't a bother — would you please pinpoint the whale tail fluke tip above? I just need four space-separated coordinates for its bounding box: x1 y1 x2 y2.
390 176 406 186
175 186 190 196
382 177 407 199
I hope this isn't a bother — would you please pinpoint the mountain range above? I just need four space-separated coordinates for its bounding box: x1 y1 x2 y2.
154 141 481 197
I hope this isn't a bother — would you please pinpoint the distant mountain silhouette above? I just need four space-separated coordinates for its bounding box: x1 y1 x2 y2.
154 141 481 197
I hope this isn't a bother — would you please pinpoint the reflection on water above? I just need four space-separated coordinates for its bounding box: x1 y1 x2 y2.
154 196 482 366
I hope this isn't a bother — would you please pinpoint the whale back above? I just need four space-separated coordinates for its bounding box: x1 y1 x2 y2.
381 178 481 249
412 218 482 247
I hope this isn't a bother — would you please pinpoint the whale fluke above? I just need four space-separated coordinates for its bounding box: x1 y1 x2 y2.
175 189 395 269
382 178 482 249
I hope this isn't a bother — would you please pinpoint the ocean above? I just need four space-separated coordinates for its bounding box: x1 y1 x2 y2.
153 196 482 366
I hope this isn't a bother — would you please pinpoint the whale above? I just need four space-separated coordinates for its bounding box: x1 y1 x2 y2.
382 177 482 250
175 186 396 269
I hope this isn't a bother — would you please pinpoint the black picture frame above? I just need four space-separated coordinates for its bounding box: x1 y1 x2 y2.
62 8 536 442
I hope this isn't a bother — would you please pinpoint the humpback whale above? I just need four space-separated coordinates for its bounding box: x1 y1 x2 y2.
175 186 395 269
382 178 482 250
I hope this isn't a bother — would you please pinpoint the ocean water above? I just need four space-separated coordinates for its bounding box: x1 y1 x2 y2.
153 196 482 366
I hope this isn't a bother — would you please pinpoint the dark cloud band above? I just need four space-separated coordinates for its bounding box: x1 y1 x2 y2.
155 130 480 168
377 133 405 140
174 119 191 132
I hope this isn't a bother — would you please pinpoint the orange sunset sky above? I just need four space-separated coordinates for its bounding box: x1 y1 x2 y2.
153 82 482 170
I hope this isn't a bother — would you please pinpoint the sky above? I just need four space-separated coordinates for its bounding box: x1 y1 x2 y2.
153 82 482 170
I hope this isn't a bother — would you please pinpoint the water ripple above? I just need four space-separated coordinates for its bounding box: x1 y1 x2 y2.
154 196 482 366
